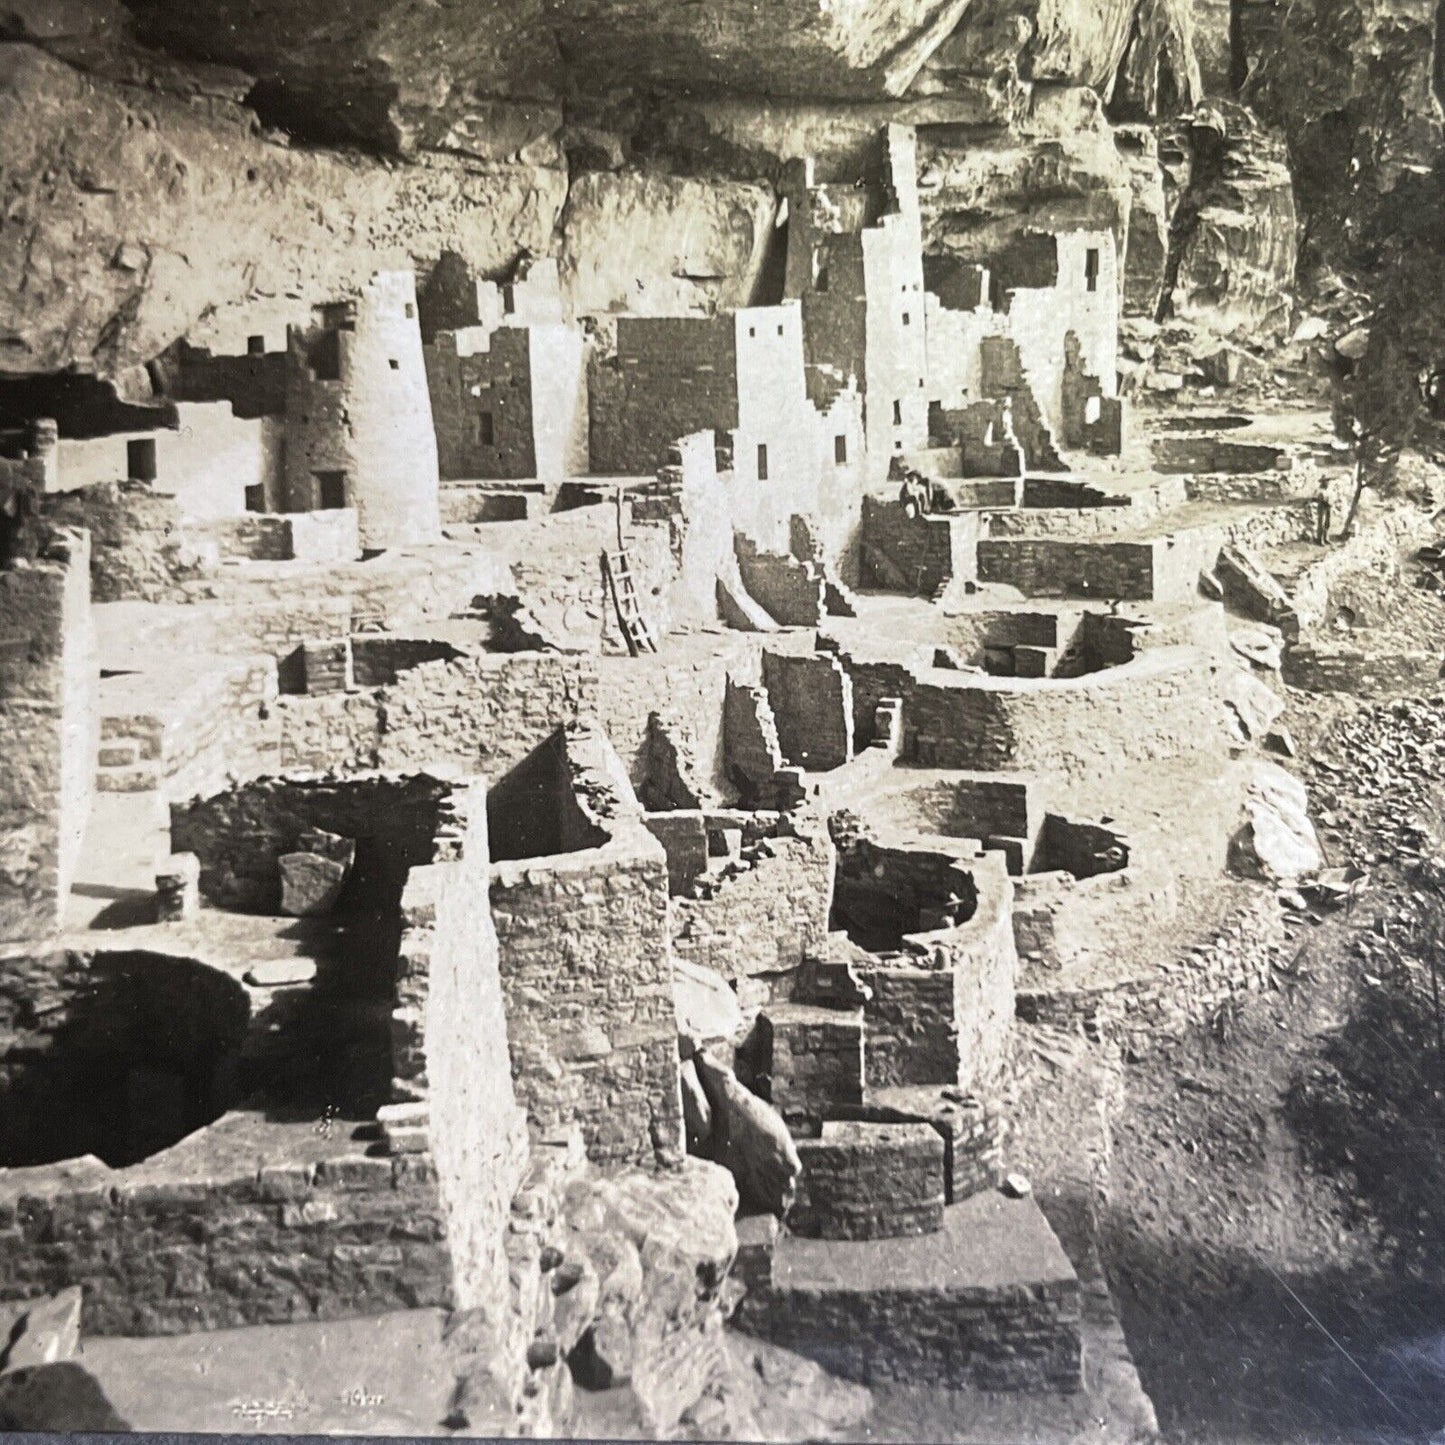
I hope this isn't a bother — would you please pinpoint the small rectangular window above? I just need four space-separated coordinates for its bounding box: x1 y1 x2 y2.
388 358 400 370
777 324 784 337
892 400 903 427
244 483 266 513
834 435 848 465
316 471 347 509
503 287 516 316
307 329 341 381
903 312 911 326
126 437 157 483
1085 247 1100 293
749 326 757 338
815 266 830 293
404 302 415 319
478 411 494 447
246 335 266 355
757 443 769 481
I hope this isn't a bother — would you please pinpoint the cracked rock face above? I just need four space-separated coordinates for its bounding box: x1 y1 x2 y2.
0 45 567 376
559 173 778 319
125 0 561 153
917 86 1135 262
112 0 1205 153
120 0 977 149
1251 0 1444 213
919 0 1198 99
1159 104 1298 341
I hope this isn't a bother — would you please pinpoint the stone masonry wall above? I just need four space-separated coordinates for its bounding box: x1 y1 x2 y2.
590 317 740 476
761 650 854 771
860 495 979 595
743 1260 1081 1391
400 830 530 1318
279 652 597 779
670 816 835 987
427 326 536 481
862 966 959 1087
490 831 682 1166
976 537 1157 600
790 1121 944 1239
0 531 95 942
842 646 1229 781
170 772 467 911
0 1131 452 1335
42 482 206 603
734 536 824 626
1281 644 1442 697
285 271 441 549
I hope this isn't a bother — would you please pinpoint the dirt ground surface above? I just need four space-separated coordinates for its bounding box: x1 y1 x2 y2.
1101 677 1445 1445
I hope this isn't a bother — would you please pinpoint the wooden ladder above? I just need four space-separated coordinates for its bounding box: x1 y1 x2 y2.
601 548 657 656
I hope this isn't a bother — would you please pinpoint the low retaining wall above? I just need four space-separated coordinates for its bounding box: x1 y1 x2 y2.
790 1121 944 1240
0 1126 452 1335
844 644 1229 779
739 1191 1082 1391
1282 644 1440 697
1015 886 1285 1053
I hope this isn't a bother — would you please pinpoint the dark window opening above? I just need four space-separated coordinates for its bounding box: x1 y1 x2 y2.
478 411 494 447
316 471 347 510
127 437 157 483
749 326 757 338
834 434 848 465
1085 247 1101 294
903 311 911 326
404 302 415 320
757 443 769 481
777 324 784 337
892 400 903 426
247 335 266 356
503 286 516 316
244 483 266 513
388 358 400 371
307 329 342 382
816 266 830 293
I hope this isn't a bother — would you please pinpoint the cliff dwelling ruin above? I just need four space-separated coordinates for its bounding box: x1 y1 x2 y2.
3 0 1445 1437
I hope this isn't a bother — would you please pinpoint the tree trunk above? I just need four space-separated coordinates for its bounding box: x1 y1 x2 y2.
1339 457 1366 540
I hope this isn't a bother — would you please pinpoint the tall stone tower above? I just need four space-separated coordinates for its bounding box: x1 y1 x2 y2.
285 270 441 549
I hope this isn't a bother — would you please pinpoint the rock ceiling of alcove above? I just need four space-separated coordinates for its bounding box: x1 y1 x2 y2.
120 0 976 146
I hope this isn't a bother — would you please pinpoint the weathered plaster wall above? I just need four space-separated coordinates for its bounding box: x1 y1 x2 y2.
55 404 281 521
285 271 442 549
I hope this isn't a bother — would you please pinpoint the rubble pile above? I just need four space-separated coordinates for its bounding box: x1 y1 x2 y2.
1307 694 1445 868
